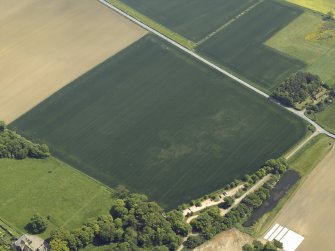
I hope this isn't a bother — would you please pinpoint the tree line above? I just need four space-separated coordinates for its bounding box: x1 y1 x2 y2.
47 187 190 251
184 159 289 249
25 157 288 251
0 121 49 159
243 239 283 251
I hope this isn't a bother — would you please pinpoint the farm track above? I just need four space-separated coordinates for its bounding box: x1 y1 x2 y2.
177 175 271 251
99 0 335 140
196 0 264 46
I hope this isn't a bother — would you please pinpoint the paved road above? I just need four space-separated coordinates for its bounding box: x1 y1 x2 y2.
98 0 335 140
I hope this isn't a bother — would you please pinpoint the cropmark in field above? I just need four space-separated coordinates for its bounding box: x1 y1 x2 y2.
117 0 259 42
197 0 305 92
11 35 307 209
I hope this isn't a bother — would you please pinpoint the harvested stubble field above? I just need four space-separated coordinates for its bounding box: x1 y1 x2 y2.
118 0 258 42
197 0 305 92
11 35 307 209
0 0 146 123
276 136 335 251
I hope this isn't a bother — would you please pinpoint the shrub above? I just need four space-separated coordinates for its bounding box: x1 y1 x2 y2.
273 239 283 249
224 196 235 207
184 235 205 249
0 121 5 132
195 200 202 207
28 214 48 234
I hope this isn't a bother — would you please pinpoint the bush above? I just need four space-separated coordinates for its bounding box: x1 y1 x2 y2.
244 240 280 251
273 239 283 249
28 214 48 234
242 243 254 251
263 241 277 251
234 189 245 199
210 194 220 202
323 11 334 20
49 239 70 251
263 158 288 174
0 121 5 132
195 200 202 207
184 235 205 249
224 196 235 207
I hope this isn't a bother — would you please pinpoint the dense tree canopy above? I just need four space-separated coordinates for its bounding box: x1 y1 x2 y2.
50 193 188 250
0 121 49 159
271 72 324 107
28 214 48 234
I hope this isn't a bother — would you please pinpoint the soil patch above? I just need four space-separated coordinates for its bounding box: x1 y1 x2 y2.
195 229 253 251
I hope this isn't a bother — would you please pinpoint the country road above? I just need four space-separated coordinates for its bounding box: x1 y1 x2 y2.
177 175 271 251
98 0 335 140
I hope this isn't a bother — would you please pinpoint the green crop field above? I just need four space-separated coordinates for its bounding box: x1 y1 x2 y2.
266 11 335 86
266 11 335 133
0 158 112 237
197 0 305 92
11 35 307 209
118 0 258 42
287 0 335 14
313 103 335 134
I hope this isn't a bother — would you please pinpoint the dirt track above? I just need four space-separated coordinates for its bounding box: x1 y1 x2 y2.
276 146 335 251
0 0 146 123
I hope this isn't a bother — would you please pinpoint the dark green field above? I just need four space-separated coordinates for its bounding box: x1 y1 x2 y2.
197 0 305 92
11 35 307 209
119 0 258 42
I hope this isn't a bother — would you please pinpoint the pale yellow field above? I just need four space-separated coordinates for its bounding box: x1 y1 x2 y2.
276 146 335 251
287 0 335 14
0 0 146 123
195 229 253 251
